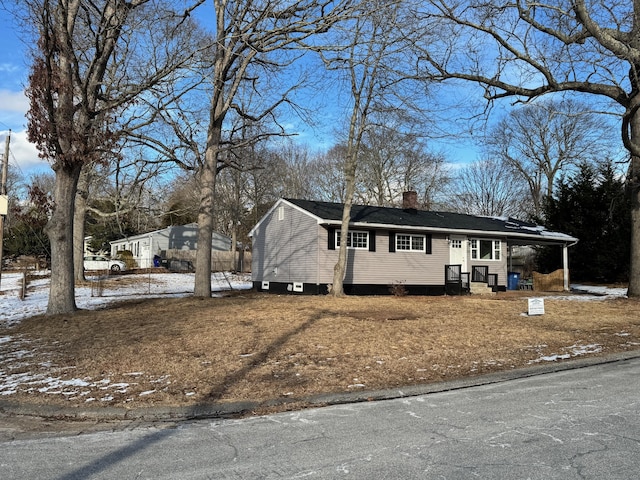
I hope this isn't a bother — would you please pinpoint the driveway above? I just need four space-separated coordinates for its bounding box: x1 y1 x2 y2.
1 356 639 479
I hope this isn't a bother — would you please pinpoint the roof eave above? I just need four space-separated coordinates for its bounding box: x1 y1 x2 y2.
248 199 324 238
319 220 578 245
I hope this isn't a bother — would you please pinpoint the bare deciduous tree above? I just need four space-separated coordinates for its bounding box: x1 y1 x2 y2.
486 99 618 218
450 158 529 218
355 123 452 209
317 0 437 296
309 146 348 203
419 0 640 295
191 0 353 297
21 0 201 314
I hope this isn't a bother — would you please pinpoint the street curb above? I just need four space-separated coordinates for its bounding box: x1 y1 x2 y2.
1 350 639 422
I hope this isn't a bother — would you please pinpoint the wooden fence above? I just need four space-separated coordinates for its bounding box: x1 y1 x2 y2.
533 269 565 292
163 249 251 273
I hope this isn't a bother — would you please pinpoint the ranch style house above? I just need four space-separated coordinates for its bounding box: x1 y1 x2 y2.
249 193 578 295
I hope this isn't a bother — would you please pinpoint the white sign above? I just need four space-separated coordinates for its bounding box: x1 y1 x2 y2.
0 195 7 215
528 298 545 316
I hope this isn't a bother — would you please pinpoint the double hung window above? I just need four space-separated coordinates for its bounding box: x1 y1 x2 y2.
336 230 369 249
396 234 426 252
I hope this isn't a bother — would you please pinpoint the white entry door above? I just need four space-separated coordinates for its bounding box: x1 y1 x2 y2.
449 235 467 272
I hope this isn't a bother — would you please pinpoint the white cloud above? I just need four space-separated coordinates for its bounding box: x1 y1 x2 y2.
1 129 48 175
0 89 48 175
0 63 21 74
0 89 29 113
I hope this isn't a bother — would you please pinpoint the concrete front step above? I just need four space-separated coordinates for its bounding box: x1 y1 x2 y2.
469 281 495 295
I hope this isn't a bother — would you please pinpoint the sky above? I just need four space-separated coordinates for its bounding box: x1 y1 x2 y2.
0 8 46 177
0 2 631 189
0 3 484 185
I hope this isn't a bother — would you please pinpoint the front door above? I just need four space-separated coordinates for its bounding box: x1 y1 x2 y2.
449 235 467 272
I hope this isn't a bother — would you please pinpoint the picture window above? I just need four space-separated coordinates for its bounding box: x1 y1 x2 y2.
471 239 501 261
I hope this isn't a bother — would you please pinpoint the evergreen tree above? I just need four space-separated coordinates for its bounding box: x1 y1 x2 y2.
4 185 53 260
538 161 631 283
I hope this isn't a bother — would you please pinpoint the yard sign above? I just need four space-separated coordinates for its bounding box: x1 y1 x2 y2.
528 298 545 316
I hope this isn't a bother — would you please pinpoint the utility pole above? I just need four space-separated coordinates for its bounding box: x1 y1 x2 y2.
0 130 10 289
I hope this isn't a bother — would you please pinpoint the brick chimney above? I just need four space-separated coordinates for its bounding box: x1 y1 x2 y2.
402 191 418 213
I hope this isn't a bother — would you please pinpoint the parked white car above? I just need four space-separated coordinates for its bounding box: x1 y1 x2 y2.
83 255 126 272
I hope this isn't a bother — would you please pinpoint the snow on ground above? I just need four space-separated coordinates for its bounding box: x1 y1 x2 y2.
0 271 253 400
570 284 628 299
0 271 253 326
0 275 629 402
527 343 604 364
0 274 627 327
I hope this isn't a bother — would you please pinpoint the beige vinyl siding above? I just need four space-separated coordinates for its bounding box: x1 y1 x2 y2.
317 230 450 285
251 203 318 283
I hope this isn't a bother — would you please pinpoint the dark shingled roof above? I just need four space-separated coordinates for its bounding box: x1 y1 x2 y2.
284 198 577 243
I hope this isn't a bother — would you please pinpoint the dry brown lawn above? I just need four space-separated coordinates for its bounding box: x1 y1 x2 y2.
3 289 640 412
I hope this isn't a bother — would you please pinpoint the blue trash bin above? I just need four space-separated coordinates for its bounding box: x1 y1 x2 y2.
507 272 520 290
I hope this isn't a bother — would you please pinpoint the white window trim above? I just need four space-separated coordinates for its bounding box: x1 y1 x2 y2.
336 230 369 250
396 233 426 252
470 239 501 261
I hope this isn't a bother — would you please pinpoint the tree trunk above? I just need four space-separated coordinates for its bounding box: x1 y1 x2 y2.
628 108 640 297
46 164 82 315
194 124 221 297
73 167 90 283
331 144 358 296
331 196 352 296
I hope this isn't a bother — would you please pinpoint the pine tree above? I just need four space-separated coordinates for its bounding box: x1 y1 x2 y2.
538 161 631 283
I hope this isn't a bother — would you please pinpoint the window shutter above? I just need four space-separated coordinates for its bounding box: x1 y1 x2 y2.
369 230 376 252
328 227 336 250
425 234 432 254
389 232 395 252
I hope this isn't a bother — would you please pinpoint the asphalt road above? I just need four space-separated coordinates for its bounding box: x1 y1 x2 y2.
1 357 639 479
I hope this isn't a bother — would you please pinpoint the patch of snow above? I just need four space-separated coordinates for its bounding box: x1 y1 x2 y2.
529 343 602 364
0 271 252 326
568 343 602 356
570 284 628 299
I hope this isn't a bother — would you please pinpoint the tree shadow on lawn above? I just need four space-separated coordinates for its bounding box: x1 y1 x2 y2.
193 308 332 413
51 306 328 480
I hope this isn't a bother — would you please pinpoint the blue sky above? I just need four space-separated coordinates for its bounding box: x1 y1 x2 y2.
0 8 46 176
0 4 483 182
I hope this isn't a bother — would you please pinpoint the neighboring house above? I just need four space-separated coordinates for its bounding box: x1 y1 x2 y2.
248 193 578 295
110 223 232 269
